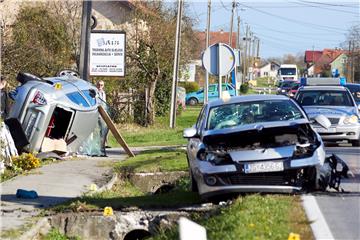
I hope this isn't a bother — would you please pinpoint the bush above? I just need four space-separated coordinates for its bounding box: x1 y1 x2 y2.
240 83 250 94
12 153 41 171
179 82 199 94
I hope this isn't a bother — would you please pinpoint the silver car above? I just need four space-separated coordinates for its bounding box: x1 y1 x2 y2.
184 95 327 200
295 85 360 146
6 73 99 153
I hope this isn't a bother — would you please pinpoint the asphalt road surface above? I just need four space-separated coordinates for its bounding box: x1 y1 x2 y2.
319 145 360 240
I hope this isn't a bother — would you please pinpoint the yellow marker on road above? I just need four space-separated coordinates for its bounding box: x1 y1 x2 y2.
89 184 98 191
103 206 114 216
54 83 62 90
288 232 300 240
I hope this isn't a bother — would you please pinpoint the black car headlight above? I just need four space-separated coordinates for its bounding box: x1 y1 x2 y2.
197 149 233 165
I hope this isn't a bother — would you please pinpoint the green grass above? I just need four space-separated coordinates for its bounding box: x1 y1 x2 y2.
52 177 201 211
40 228 80 240
109 106 201 147
151 194 313 240
114 149 188 173
255 77 277 88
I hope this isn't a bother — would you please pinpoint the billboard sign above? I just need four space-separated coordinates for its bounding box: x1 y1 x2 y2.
89 31 126 77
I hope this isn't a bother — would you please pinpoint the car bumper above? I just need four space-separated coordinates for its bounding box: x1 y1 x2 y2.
313 125 360 141
193 146 324 197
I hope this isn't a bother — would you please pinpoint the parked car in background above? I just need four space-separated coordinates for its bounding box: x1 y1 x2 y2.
184 94 328 200
295 85 360 146
186 83 236 105
276 80 299 95
345 83 360 105
6 72 99 153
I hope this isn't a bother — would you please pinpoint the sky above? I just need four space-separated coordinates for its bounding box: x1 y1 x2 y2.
182 0 359 58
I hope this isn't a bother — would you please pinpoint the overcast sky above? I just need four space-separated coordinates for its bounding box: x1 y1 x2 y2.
183 0 359 58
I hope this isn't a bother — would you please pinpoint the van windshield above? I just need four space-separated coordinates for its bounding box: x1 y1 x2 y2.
280 68 296 75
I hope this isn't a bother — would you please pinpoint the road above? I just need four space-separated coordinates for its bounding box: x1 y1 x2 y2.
317 146 360 240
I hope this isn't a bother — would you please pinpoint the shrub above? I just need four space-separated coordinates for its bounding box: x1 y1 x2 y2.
240 82 250 94
179 82 199 93
12 153 41 171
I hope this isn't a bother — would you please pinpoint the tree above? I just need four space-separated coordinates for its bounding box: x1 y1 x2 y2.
344 25 360 82
2 4 73 85
120 1 198 125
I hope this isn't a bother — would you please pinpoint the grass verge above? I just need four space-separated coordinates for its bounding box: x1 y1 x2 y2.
51 149 200 211
114 148 188 173
151 194 313 240
109 106 201 147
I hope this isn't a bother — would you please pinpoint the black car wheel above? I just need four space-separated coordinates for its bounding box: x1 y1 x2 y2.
188 98 198 106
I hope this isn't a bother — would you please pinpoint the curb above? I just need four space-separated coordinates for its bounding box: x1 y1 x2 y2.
97 173 118 192
18 173 119 239
301 194 334 240
18 217 51 240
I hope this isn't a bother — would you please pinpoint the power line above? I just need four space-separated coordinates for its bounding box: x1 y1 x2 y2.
238 2 347 33
300 1 359 8
292 0 358 15
219 0 231 11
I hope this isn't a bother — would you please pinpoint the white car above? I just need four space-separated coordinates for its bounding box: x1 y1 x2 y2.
295 85 360 146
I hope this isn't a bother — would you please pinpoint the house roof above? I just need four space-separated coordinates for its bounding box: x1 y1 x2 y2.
305 50 323 63
259 61 280 69
195 30 237 57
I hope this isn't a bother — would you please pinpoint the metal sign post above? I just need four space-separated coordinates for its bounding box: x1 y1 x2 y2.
202 43 236 100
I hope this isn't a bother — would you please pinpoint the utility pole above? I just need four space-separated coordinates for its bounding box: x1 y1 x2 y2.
247 31 252 81
236 16 240 49
236 16 241 90
351 40 355 83
204 0 211 104
79 0 92 81
229 0 235 47
243 25 249 82
256 38 260 58
169 0 183 128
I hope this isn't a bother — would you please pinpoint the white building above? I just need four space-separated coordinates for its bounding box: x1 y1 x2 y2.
259 62 280 79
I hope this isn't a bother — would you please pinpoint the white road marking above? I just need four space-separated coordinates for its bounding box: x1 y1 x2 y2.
302 195 334 240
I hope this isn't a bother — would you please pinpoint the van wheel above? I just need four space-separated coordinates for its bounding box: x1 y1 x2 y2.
351 139 360 147
188 98 198 106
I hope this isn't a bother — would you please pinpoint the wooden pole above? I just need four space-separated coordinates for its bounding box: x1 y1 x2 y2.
98 105 135 157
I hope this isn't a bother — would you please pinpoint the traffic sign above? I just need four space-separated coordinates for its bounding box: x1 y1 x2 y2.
202 43 236 76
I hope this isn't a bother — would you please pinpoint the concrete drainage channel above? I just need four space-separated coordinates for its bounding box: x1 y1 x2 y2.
21 171 215 240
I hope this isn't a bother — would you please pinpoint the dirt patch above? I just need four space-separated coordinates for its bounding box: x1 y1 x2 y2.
124 171 188 193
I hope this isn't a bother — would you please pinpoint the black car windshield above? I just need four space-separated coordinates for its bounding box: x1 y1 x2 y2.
207 100 304 130
297 90 354 107
279 68 296 75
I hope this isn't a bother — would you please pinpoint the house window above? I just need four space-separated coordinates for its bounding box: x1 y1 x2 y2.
264 72 268 76
341 58 347 63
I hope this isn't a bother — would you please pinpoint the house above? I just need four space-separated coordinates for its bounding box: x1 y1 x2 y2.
304 50 322 68
195 30 237 58
304 48 345 77
259 61 280 79
330 53 348 77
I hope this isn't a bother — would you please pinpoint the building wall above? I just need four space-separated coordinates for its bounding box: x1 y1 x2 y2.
260 63 278 78
330 53 348 77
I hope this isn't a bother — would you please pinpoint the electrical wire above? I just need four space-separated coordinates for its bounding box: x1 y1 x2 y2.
238 2 347 33
292 0 359 15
